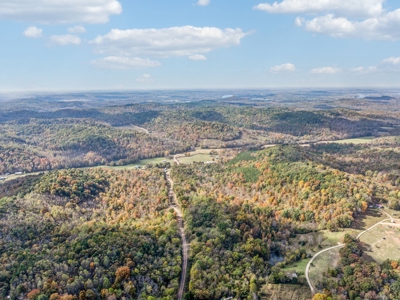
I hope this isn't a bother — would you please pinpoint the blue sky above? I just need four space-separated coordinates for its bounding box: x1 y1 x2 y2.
0 0 400 91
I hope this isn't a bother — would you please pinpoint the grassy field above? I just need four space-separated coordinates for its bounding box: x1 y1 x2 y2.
282 258 311 274
359 221 400 264
380 127 395 130
330 136 375 144
303 209 392 292
102 157 172 169
351 208 388 232
308 247 341 290
178 153 215 164
3 171 45 182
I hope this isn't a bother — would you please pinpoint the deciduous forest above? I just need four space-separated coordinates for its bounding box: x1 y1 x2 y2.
1 95 400 299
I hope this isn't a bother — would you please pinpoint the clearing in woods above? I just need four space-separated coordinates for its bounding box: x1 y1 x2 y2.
307 247 341 291
328 136 375 144
306 208 393 292
359 221 400 264
177 153 215 164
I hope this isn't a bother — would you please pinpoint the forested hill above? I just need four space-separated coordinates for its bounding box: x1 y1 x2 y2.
0 119 190 174
169 145 400 299
1 143 400 299
0 102 396 174
0 168 183 300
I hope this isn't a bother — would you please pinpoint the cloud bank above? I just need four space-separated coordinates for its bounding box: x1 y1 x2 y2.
91 56 161 69
256 0 400 40
90 26 249 58
0 0 122 24
255 0 383 18
271 63 296 72
311 67 340 74
50 34 81 45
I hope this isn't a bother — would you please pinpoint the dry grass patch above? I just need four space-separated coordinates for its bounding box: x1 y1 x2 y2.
308 247 341 291
359 222 400 264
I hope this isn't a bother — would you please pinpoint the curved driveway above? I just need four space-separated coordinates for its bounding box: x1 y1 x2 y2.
306 214 397 293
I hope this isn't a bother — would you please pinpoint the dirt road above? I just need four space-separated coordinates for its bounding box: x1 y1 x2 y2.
165 170 188 300
174 154 181 165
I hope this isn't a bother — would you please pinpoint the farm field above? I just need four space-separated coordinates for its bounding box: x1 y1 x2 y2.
178 153 215 164
359 221 400 264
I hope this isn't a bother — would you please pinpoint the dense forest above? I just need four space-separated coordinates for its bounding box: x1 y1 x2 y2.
2 143 400 299
0 168 183 300
0 119 190 174
167 145 400 299
0 102 396 175
1 97 400 299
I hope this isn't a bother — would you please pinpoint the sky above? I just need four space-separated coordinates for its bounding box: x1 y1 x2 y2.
0 0 400 91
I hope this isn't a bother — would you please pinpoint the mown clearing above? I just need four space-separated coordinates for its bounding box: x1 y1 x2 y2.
282 258 311 274
178 153 215 164
359 221 400 264
330 136 375 144
308 247 341 291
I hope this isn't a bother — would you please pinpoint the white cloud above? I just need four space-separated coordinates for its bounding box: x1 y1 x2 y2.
257 0 400 41
91 56 161 69
299 12 400 40
68 26 86 34
294 17 305 26
382 57 400 65
23 26 42 38
271 63 296 72
197 0 210 6
0 0 122 24
189 54 207 60
351 66 378 74
311 67 340 74
254 0 383 18
90 26 249 57
136 74 153 83
50 34 81 46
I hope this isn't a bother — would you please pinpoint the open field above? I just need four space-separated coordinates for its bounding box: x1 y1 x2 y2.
359 221 400 264
101 157 173 169
329 136 375 144
305 209 392 292
178 153 215 164
308 247 341 291
351 208 389 231
2 171 45 182
175 148 221 165
282 258 311 274
380 127 395 130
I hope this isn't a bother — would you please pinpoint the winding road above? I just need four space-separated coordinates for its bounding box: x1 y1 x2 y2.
306 212 397 294
165 170 188 300
130 124 150 134
173 154 181 165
